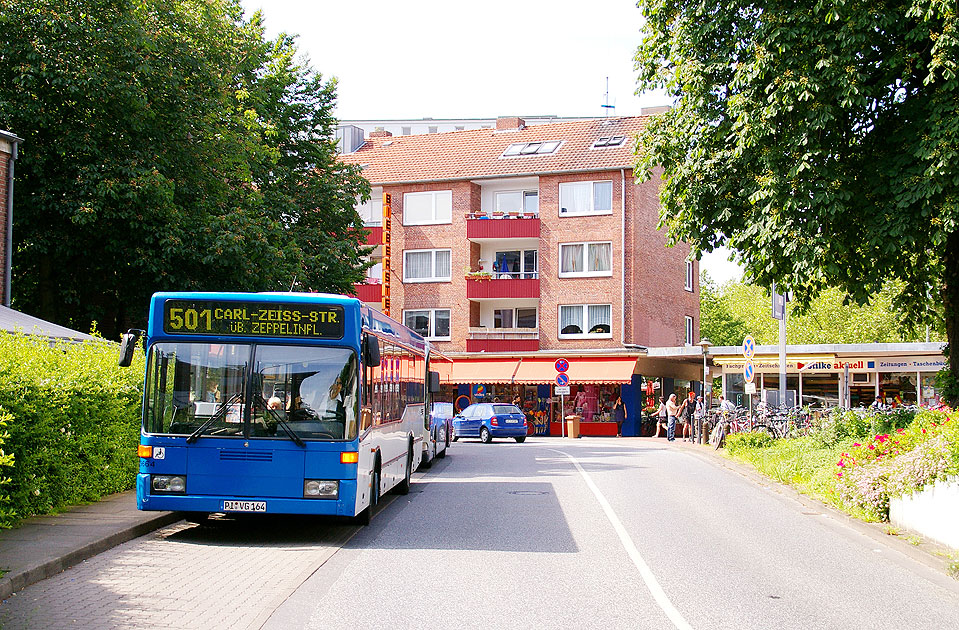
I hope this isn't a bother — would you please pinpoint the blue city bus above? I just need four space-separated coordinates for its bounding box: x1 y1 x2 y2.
119 292 442 525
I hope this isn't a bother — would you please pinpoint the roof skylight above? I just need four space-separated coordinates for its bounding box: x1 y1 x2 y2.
502 140 562 157
593 136 626 148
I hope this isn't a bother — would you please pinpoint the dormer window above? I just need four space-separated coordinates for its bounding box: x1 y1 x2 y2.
502 141 561 157
592 136 626 148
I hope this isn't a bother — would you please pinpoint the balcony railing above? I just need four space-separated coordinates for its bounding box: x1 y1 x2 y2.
351 281 382 304
466 213 540 239
465 276 540 299
466 327 539 353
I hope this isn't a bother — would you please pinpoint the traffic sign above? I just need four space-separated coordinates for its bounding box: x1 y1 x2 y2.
555 386 570 395
556 373 570 387
554 358 569 373
743 335 756 359
744 360 755 384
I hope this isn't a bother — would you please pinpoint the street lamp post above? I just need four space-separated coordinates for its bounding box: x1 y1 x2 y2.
698 337 711 444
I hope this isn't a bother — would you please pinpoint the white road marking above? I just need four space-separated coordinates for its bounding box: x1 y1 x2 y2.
550 448 694 630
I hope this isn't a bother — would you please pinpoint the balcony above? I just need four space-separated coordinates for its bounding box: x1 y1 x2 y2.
466 213 540 240
466 328 539 353
465 275 540 299
363 225 383 246
352 281 382 304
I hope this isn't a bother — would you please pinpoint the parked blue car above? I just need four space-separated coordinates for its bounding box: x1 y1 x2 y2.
421 401 453 468
452 403 527 443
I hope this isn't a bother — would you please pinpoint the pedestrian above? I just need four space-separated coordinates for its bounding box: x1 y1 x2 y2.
693 395 705 443
719 395 735 413
681 392 695 441
612 396 627 436
654 396 668 437
665 393 685 442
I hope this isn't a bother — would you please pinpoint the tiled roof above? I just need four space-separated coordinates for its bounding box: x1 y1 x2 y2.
337 117 649 184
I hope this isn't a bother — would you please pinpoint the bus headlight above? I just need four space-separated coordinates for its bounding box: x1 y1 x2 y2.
304 479 338 499
152 475 186 494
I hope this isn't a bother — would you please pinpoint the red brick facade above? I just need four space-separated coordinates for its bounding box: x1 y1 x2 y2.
342 117 700 355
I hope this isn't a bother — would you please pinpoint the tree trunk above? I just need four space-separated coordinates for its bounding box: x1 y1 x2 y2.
941 230 959 406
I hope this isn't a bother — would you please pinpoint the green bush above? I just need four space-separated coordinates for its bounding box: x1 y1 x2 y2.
725 430 774 452
0 331 144 528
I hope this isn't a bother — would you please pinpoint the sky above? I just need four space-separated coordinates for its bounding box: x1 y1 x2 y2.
239 0 743 283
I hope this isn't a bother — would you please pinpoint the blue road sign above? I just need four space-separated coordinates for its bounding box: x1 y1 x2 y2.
744 360 755 384
556 373 570 387
554 358 569 373
743 335 756 359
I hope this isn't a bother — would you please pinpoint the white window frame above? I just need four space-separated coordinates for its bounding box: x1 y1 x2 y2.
403 190 452 226
493 307 538 329
559 180 613 216
492 248 539 279
558 304 613 339
403 309 451 341
403 249 452 283
685 261 694 292
685 316 694 346
558 242 613 278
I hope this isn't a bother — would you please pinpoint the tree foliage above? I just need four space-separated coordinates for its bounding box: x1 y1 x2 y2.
0 0 370 339
634 0 959 397
701 273 938 347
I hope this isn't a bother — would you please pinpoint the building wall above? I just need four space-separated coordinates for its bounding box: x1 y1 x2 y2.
628 168 699 347
376 167 699 353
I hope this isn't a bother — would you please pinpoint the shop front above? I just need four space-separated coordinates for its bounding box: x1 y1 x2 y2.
712 343 947 409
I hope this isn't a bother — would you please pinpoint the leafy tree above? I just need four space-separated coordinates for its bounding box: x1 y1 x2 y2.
702 276 937 346
0 0 370 339
634 0 959 399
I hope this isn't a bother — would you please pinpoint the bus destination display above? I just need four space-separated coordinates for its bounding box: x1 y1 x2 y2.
163 300 344 339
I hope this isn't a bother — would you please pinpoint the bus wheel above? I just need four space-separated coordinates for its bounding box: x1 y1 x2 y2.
354 466 379 526
395 444 413 495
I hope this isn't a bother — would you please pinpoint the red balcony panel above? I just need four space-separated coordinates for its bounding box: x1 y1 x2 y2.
363 226 383 246
466 217 540 240
467 338 540 353
466 277 540 299
352 283 382 303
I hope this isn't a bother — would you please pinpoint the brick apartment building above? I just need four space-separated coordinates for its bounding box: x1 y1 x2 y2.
339 116 703 436
0 130 22 307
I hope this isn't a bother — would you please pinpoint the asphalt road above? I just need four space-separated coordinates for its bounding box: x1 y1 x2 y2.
2 437 958 630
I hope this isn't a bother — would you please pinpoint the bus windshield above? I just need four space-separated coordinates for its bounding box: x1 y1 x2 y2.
144 342 358 441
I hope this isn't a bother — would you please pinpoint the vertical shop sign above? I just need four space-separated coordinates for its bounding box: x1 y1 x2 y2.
381 193 392 316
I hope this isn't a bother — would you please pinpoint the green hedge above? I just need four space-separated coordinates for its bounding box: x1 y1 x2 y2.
0 331 144 528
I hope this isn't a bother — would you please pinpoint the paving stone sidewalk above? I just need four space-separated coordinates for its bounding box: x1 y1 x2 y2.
0 491 180 600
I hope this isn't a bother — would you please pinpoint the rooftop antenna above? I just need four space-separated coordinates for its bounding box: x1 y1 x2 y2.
601 77 616 117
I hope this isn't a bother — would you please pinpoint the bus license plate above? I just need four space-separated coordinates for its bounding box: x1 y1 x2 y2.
223 500 266 512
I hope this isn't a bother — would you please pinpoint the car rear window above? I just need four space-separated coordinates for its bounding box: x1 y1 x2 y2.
492 405 522 415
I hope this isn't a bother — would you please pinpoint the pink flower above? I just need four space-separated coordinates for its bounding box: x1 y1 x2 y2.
853 442 861 447
922 429 927 434
868 444 876 450
836 472 843 478
897 428 905 434
837 461 846 468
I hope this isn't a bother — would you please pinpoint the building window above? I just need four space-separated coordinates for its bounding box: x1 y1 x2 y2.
494 308 537 329
455 125 465 131
501 141 562 157
403 190 452 225
403 249 452 283
404 309 451 340
559 242 612 277
592 136 626 148
493 249 538 278
685 316 693 346
428 126 438 133
494 190 539 215
355 194 383 226
559 304 612 338
559 181 613 216
401 126 411 135
685 261 694 291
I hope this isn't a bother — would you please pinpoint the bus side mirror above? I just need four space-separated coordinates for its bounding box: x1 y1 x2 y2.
364 335 380 367
429 370 440 394
118 329 144 367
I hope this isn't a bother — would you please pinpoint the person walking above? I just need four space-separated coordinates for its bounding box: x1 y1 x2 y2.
692 395 705 443
612 396 627 437
654 396 668 437
665 393 685 442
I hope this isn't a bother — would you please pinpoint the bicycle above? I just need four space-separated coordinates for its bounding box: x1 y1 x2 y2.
710 407 751 450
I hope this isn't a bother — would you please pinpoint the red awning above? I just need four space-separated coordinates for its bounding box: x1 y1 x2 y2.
448 357 638 384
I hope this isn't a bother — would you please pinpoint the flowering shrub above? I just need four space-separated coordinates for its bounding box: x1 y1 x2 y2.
834 411 958 520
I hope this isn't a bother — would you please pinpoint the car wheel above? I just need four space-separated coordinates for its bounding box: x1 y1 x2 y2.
514 436 526 443
480 426 492 444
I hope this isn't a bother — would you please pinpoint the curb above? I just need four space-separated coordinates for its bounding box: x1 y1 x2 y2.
674 439 958 584
0 511 182 601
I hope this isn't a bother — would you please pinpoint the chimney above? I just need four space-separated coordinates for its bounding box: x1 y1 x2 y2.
496 117 526 131
369 130 393 138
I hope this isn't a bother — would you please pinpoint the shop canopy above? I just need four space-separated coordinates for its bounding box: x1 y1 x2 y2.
449 356 639 384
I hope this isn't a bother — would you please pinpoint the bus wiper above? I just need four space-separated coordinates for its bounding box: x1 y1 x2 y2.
186 392 243 443
254 395 305 447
